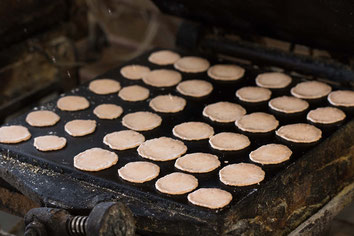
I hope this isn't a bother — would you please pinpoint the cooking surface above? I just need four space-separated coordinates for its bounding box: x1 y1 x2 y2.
0 48 351 213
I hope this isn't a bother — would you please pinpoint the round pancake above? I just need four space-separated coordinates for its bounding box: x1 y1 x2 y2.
26 110 60 127
176 80 213 97
0 125 31 144
103 130 145 150
74 147 118 172
207 64 245 81
269 96 309 114
88 79 121 95
328 90 354 107
175 153 220 173
93 104 123 120
142 69 182 87
118 85 149 102
236 112 279 133
276 123 322 143
148 50 181 65
122 111 162 131
57 96 89 111
219 163 265 186
291 81 332 99
149 95 186 113
34 135 66 151
155 172 198 195
236 86 272 103
203 101 246 123
118 161 160 183
174 56 210 73
255 72 292 89
137 137 187 161
120 65 150 80
249 144 292 165
173 122 214 141
209 132 250 151
64 120 96 137
307 107 346 124
188 188 232 209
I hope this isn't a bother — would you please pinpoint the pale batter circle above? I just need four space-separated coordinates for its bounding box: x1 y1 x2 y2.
175 153 220 173
118 85 149 102
307 107 346 124
122 111 162 131
276 123 322 143
149 95 186 113
137 137 187 161
236 86 272 103
173 122 214 141
142 69 182 87
120 65 150 80
203 101 246 123
0 125 31 144
207 64 245 81
269 96 309 114
291 81 332 99
93 104 123 120
174 56 210 73
57 96 89 111
155 172 198 195
103 130 145 150
328 90 354 107
88 79 121 95
26 110 60 127
148 50 181 65
255 72 292 89
249 144 292 165
64 120 96 137
34 135 67 151
74 147 118 172
176 80 213 98
219 163 265 186
188 188 233 209
118 161 160 183
209 132 250 151
235 112 279 133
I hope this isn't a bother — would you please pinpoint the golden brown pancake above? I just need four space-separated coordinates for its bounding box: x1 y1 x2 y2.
188 188 232 209
219 163 265 186
118 161 160 183
236 86 272 103
148 50 181 65
268 96 309 114
120 65 150 80
328 90 354 107
149 95 186 113
307 107 346 124
122 111 162 131
255 72 292 89
209 132 250 151
173 122 214 141
249 144 292 165
177 80 213 97
207 64 245 81
174 56 210 73
142 69 182 87
203 101 246 123
175 153 220 173
88 79 121 95
57 96 89 111
276 123 322 143
93 104 123 120
155 172 198 195
235 112 279 133
290 81 331 99
118 85 149 102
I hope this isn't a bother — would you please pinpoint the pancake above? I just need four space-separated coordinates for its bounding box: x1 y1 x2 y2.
236 112 279 133
328 90 354 107
26 110 60 127
255 72 292 89
88 79 121 95
118 85 149 102
64 120 96 137
174 153 220 173
174 56 210 73
0 125 31 144
209 132 250 151
307 107 346 124
137 137 187 161
269 96 309 114
219 163 265 186
290 81 332 99
120 65 150 80
34 135 66 152
57 96 89 111
118 161 160 183
74 147 118 172
148 50 181 65
122 111 162 131
276 123 322 143
173 122 214 141
155 172 198 195
202 101 246 123
187 188 232 209
149 95 186 113
176 80 213 97
93 104 123 120
207 64 245 81
142 69 182 87
236 86 272 103
103 130 145 150
249 144 292 165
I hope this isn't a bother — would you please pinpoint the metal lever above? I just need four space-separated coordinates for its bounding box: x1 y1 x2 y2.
24 202 135 236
